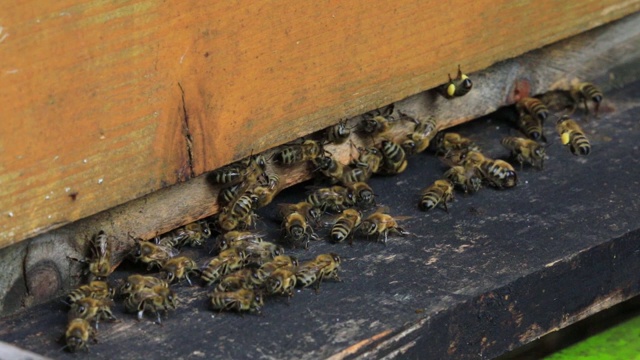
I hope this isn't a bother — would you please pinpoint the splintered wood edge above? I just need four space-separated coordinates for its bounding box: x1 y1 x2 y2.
1 13 639 313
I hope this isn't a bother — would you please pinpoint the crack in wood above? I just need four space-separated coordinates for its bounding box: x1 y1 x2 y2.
178 82 195 179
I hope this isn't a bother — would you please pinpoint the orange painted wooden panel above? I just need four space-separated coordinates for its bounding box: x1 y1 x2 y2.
0 0 638 248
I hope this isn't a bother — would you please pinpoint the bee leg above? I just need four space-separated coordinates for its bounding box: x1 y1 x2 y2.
155 312 164 326
185 274 193 286
443 200 450 213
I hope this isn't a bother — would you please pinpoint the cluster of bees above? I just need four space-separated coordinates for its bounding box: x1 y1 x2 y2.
60 66 603 352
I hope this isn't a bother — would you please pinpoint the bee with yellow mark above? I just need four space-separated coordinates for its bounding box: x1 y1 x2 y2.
556 116 591 156
439 65 472 99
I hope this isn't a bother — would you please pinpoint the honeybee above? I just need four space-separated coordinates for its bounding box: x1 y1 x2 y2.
556 116 591 156
443 166 482 194
210 154 268 185
570 82 603 116
353 146 383 176
306 186 354 213
210 288 264 314
379 140 408 174
124 285 178 324
312 154 346 183
330 208 362 244
461 152 517 189
296 253 342 290
157 220 211 248
218 182 244 206
419 179 454 212
256 255 300 280
216 268 264 292
516 97 549 122
250 184 279 209
345 181 376 209
215 231 265 251
221 235 284 265
131 239 178 270
201 248 247 286
402 132 431 156
326 119 352 144
501 136 546 169
64 318 96 353
439 65 472 99
276 139 326 165
218 194 258 231
68 231 113 281
161 256 200 285
360 208 410 244
68 297 117 329
483 159 518 188
120 274 168 298
282 211 319 249
434 132 481 155
265 266 298 297
359 105 395 134
67 281 115 304
517 112 545 142
277 202 324 225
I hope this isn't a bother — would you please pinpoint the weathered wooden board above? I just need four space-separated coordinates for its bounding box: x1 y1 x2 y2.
0 13 639 316
1 79 640 359
1 0 638 248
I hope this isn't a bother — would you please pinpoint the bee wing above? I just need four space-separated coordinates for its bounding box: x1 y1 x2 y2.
372 205 391 214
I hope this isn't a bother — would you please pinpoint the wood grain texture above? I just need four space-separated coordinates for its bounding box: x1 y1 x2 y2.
1 0 638 247
0 13 639 316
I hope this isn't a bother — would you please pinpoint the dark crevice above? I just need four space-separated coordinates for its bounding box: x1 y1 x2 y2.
178 82 195 179
22 244 30 296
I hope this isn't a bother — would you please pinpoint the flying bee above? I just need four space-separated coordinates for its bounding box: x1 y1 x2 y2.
68 231 113 281
275 139 326 166
63 318 96 353
330 208 362 244
120 274 168 298
295 253 342 290
277 202 324 225
265 266 298 297
216 268 264 292
434 132 481 156
345 181 376 209
201 248 247 286
378 140 408 174
516 97 549 122
161 256 200 285
131 238 178 270
556 116 591 156
517 112 545 142
68 297 117 329
439 65 472 99
210 288 263 314
67 281 115 304
306 186 354 213
326 119 353 144
419 179 455 212
359 105 395 135
443 166 482 194
359 208 410 244
124 285 177 324
501 136 546 169
282 211 319 249
570 82 603 116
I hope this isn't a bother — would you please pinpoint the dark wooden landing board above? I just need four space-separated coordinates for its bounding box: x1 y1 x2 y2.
1 82 640 359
